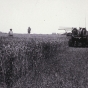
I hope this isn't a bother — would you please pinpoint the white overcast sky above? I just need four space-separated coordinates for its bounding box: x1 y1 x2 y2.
0 0 88 34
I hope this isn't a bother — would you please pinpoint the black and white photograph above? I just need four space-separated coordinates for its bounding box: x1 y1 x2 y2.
0 0 88 88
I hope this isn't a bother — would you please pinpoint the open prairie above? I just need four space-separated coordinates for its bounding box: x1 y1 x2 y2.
0 34 88 88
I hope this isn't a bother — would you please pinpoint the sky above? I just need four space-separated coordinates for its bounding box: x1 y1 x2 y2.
0 0 88 34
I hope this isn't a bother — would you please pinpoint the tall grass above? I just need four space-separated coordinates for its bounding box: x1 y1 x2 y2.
1 35 88 88
0 35 67 88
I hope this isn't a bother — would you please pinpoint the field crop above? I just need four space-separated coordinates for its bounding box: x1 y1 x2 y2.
0 34 67 88
0 34 88 88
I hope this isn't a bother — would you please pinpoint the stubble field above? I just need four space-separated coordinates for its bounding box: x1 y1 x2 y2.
0 34 88 88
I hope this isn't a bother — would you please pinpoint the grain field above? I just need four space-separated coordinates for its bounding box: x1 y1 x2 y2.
0 34 88 88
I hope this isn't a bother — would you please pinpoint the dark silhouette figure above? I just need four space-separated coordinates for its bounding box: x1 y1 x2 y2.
9 29 13 36
72 28 78 36
81 28 86 36
28 27 31 34
71 28 78 46
78 27 82 36
81 28 87 46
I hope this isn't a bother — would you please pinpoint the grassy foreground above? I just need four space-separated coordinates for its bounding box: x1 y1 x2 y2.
0 34 88 88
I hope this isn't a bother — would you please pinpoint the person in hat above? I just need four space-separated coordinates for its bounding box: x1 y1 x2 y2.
9 29 13 36
28 27 31 34
78 27 82 36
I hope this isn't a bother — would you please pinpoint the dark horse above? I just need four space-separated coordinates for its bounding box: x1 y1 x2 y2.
81 28 86 36
71 28 78 46
81 28 87 46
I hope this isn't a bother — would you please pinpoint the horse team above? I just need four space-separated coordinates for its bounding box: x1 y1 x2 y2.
70 27 87 47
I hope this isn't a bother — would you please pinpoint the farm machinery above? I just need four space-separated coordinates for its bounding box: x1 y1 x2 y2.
68 27 88 47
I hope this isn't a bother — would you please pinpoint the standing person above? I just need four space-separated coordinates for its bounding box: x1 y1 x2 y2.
81 28 86 36
78 27 82 36
28 27 31 34
28 27 31 37
9 29 13 36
